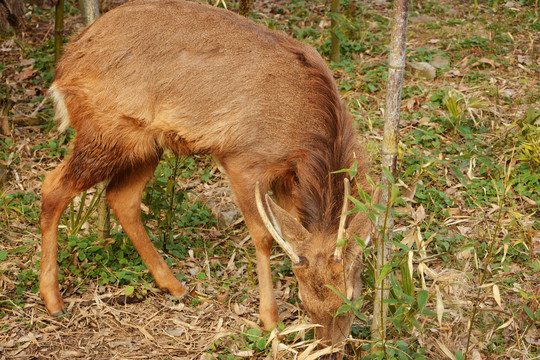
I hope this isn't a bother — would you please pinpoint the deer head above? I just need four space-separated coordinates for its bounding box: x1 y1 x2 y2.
255 179 376 345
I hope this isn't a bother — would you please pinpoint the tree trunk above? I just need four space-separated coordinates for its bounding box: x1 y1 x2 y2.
0 0 25 32
79 0 100 25
371 0 409 353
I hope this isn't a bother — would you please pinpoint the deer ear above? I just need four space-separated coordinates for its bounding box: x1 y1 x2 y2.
265 193 310 246
255 182 309 264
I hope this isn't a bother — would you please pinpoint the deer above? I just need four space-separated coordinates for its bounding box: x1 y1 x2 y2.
40 0 377 346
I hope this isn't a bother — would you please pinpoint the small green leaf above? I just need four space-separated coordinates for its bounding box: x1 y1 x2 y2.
0 250 7 261
256 336 267 350
245 328 262 337
336 303 351 316
522 304 535 321
336 238 347 247
382 167 395 184
391 241 410 252
449 164 467 185
390 184 399 204
125 285 134 296
326 285 351 304
366 174 376 188
348 196 368 212
400 262 414 297
377 264 393 284
197 272 207 280
417 290 429 311
353 234 367 248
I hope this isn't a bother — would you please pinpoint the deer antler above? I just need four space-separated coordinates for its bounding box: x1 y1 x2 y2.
255 182 301 264
334 177 350 263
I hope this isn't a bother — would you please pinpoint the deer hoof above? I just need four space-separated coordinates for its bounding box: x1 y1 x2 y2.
51 308 68 317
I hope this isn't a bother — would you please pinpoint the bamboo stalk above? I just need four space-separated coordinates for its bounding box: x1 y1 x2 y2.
54 0 64 64
371 0 409 354
79 0 108 240
239 0 250 17
96 182 110 240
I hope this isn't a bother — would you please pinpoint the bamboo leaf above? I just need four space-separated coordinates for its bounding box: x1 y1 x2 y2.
325 285 351 304
450 164 467 185
408 251 414 279
400 261 413 297
521 304 535 321
495 317 513 331
390 183 399 204
278 323 321 336
335 303 351 316
382 167 395 184
377 264 393 284
435 339 457 360
336 238 346 247
417 289 429 311
391 241 410 252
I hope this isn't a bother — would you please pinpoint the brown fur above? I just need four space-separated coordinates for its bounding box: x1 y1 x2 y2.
40 0 374 346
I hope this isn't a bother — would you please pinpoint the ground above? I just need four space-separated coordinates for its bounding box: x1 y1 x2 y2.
0 0 538 359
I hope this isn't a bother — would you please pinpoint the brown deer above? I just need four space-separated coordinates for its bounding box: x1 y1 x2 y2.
40 0 376 346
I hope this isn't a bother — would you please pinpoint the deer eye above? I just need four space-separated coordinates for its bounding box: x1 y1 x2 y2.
292 255 308 268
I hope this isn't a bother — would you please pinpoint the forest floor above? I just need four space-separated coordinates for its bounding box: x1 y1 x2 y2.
0 0 539 359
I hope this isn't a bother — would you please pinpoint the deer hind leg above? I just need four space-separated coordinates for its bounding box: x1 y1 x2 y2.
40 160 104 315
106 160 188 298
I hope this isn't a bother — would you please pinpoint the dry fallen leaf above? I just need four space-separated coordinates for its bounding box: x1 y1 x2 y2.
231 349 254 357
20 58 36 66
413 205 426 223
165 326 185 337
436 285 444 326
15 66 37 82
493 284 502 308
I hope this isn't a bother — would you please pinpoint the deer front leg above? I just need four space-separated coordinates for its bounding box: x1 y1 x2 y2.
253 232 279 329
222 164 280 329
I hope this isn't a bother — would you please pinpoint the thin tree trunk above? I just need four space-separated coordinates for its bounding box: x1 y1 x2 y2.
371 0 409 353
96 182 110 239
79 0 100 24
239 0 250 17
54 0 64 63
329 0 340 63
79 0 109 240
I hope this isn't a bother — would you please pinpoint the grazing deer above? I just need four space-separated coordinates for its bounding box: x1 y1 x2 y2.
40 0 376 345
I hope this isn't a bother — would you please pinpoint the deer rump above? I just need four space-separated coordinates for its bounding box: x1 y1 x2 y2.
41 0 374 347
